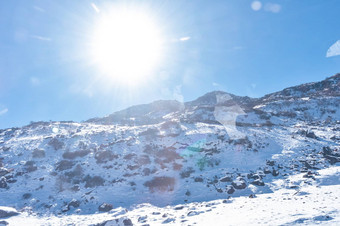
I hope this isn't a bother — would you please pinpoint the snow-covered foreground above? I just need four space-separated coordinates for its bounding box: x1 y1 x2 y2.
3 166 340 226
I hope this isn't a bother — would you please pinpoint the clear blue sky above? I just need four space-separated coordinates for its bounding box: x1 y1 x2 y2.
0 0 339 129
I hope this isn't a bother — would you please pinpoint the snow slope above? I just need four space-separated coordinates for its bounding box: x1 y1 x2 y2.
0 73 339 225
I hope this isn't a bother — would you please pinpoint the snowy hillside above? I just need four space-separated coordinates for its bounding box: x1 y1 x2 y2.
0 74 339 225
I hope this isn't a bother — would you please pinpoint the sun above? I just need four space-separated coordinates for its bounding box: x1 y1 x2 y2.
91 6 163 85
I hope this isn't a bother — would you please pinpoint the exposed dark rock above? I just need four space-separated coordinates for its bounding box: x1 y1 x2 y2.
155 149 182 163
266 160 275 166
138 216 147 223
322 146 340 164
68 199 80 208
48 138 64 150
56 160 75 171
247 173 262 180
127 165 139 170
137 155 151 165
0 220 8 225
174 206 184 210
62 150 90 159
144 176 176 192
24 161 38 172
95 151 118 164
22 193 32 199
180 167 195 178
251 179 265 186
272 169 279 176
232 177 247 189
306 131 318 139
194 177 204 182
83 175 105 188
32 149 45 158
216 188 223 193
226 185 235 194
142 168 151 176
123 218 133 226
220 175 232 182
98 203 113 212
65 165 83 180
303 171 315 179
162 218 175 224
0 206 19 218
0 177 7 189
263 167 272 174
123 153 136 160
0 168 10 177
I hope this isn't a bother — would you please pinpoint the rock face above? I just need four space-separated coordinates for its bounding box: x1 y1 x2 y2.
0 207 19 218
98 203 113 212
232 177 247 190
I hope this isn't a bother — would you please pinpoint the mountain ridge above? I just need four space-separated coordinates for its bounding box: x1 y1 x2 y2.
86 73 340 126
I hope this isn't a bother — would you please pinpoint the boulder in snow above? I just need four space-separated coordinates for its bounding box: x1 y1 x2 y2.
0 206 19 218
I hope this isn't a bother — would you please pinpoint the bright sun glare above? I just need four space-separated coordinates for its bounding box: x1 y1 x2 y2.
91 7 163 85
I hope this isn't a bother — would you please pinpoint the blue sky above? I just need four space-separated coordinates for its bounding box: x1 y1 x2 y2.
0 0 339 129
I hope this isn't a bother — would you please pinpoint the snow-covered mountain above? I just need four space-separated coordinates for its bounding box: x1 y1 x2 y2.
0 73 339 225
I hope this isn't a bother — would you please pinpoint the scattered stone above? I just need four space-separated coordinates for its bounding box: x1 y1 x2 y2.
83 175 105 188
142 168 151 176
219 175 232 182
249 194 257 198
194 177 203 182
303 171 315 179
123 218 133 226
162 218 175 224
0 206 19 218
251 179 265 186
231 177 247 189
0 168 10 177
68 199 80 208
24 161 38 173
226 185 235 194
138 216 147 223
22 193 32 200
55 160 75 171
306 131 318 139
272 169 279 177
98 203 113 212
62 150 90 160
0 177 7 189
174 206 184 210
187 211 199 216
0 220 8 225
266 160 275 166
263 167 272 174
144 177 175 193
